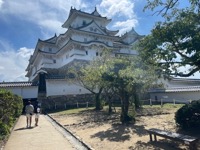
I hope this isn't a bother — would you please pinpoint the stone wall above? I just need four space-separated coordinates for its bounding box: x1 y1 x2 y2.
41 94 95 110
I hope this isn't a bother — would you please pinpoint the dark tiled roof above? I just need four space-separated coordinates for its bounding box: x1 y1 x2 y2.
172 78 200 82
0 82 38 88
150 86 200 93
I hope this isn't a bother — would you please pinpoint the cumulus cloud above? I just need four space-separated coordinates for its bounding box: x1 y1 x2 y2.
113 19 138 36
0 0 87 35
98 0 138 35
0 0 3 9
0 39 33 82
0 0 138 36
99 0 135 18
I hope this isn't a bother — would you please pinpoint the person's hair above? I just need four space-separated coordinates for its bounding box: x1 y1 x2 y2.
27 101 31 105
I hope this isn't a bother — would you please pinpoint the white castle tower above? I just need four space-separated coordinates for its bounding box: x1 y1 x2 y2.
25 7 143 107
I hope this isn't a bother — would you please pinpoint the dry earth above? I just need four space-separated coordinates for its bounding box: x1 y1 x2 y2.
50 107 200 150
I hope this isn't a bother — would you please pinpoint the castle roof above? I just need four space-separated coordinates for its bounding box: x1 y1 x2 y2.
62 7 111 28
149 86 200 93
38 34 57 44
0 81 38 88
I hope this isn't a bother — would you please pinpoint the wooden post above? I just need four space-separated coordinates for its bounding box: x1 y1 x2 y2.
161 99 163 107
173 99 175 106
150 99 152 106
86 102 88 108
77 102 79 108
149 134 152 141
154 134 157 141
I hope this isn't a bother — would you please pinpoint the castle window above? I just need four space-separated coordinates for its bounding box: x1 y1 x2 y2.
86 51 88 55
49 48 52 52
84 38 87 42
82 20 86 25
96 52 99 56
53 59 56 63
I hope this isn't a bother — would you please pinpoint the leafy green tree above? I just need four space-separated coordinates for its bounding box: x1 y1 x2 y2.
139 0 200 78
69 50 158 123
102 56 158 124
69 50 111 110
144 0 200 18
0 89 23 136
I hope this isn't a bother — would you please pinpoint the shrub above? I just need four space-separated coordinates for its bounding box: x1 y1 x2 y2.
175 100 200 129
0 89 23 137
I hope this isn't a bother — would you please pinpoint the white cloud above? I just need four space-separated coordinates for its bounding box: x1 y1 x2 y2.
98 0 138 35
0 0 138 36
98 0 135 18
0 0 86 35
0 0 4 9
113 19 138 36
0 45 33 82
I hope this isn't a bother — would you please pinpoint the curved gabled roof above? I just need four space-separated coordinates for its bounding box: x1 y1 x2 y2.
69 27 120 40
76 20 107 35
76 20 119 36
120 28 144 44
38 34 57 44
56 38 113 55
62 7 111 28
91 7 101 17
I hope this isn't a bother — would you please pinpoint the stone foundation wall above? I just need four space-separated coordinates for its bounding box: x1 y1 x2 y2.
41 94 95 110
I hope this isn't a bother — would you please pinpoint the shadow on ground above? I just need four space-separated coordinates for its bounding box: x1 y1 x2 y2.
90 123 147 142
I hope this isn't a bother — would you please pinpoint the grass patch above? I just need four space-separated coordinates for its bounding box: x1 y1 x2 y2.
49 107 95 115
142 103 184 109
48 103 184 116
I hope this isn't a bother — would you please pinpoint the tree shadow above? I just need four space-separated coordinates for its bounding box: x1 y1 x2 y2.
90 123 147 142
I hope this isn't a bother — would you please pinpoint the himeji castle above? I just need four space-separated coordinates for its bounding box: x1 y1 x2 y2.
1 7 200 109
26 7 142 82
24 7 144 108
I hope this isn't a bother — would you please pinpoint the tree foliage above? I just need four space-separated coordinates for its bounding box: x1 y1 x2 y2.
175 100 200 129
144 0 200 18
68 50 111 110
0 89 23 136
102 55 158 123
139 0 200 78
69 49 158 123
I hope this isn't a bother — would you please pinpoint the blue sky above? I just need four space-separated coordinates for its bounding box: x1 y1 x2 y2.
0 0 198 82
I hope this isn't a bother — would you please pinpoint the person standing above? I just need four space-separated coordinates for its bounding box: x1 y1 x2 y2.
35 105 41 126
25 101 34 128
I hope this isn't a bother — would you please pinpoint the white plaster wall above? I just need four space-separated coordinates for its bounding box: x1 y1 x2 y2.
46 79 91 97
150 91 200 103
72 16 91 28
1 87 38 99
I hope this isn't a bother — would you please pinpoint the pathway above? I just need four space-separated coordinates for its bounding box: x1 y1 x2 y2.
3 115 77 150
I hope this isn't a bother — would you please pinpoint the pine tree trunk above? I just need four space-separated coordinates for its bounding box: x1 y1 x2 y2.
120 91 130 124
95 93 102 110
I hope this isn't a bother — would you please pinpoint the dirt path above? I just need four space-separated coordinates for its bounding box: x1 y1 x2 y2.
50 107 200 150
